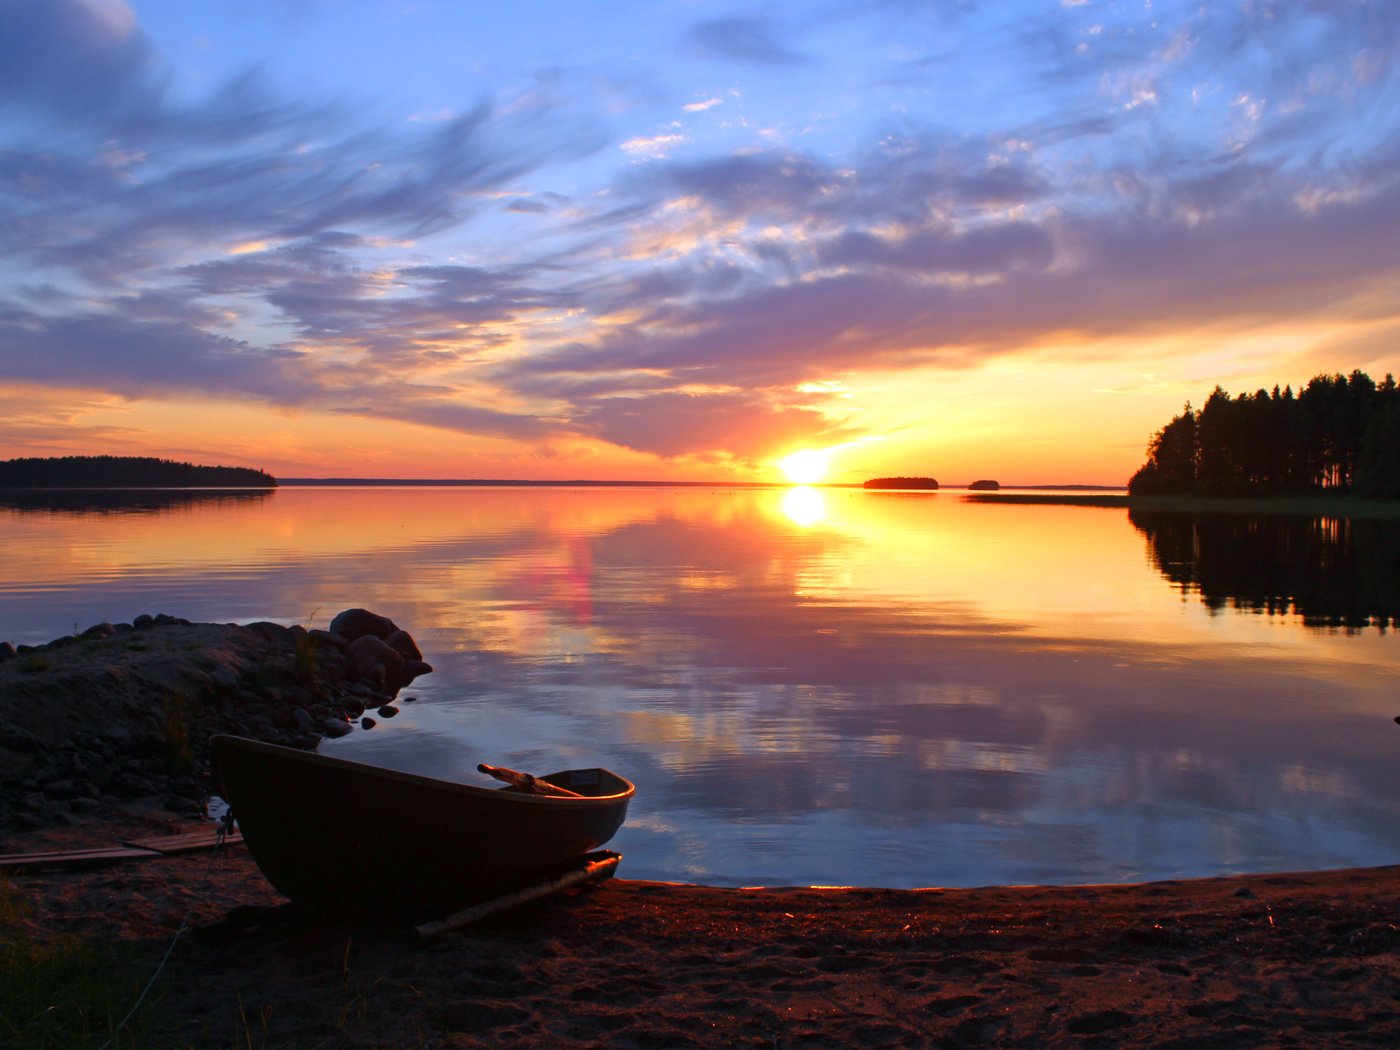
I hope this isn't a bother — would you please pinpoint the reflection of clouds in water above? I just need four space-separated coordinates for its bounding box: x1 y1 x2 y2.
6 487 1400 886
1277 763 1355 799
345 494 1400 883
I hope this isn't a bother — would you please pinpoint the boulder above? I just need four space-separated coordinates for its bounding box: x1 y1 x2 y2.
385 629 422 662
329 608 398 642
348 633 406 688
0 609 434 833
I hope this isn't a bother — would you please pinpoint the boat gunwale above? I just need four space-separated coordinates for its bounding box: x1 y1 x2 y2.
210 734 636 807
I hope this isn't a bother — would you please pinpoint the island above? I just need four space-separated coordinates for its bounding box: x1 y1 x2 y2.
863 476 939 490
968 479 1001 491
0 455 276 488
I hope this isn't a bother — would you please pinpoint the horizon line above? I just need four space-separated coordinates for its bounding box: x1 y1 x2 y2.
276 477 1125 490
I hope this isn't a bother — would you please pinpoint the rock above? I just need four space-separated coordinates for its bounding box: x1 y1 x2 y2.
376 704 398 718
245 621 292 642
329 608 398 642
348 634 406 686
360 716 377 730
207 666 240 691
3 726 40 753
0 610 432 832
385 629 422 662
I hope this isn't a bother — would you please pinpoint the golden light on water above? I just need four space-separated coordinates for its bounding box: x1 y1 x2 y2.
782 486 827 527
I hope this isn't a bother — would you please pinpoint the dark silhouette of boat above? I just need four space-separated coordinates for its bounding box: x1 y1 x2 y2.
210 734 634 918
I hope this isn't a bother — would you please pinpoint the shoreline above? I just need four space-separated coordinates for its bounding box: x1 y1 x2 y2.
8 811 1400 1047
963 490 1400 518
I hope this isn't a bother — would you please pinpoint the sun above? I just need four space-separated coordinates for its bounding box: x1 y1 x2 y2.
780 448 830 485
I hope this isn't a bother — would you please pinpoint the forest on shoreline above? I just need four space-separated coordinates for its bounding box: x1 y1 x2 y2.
1128 370 1400 499
0 456 276 488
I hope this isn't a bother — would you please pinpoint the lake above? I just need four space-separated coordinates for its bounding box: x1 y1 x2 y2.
2 485 1399 888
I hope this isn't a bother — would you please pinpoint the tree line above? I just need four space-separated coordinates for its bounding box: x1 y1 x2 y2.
0 456 277 488
1128 370 1400 498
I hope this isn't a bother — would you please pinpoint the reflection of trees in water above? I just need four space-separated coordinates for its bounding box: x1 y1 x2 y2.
1129 510 1400 632
0 489 274 516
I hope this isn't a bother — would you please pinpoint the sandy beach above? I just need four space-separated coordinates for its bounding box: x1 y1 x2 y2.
6 810 1400 1048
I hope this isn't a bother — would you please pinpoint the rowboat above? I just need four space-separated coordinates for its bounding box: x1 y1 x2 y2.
209 734 634 919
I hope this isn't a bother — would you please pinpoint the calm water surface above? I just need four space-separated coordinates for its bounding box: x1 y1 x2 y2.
2 486 1398 888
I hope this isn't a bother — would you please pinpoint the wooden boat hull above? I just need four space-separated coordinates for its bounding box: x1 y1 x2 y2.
210 734 634 918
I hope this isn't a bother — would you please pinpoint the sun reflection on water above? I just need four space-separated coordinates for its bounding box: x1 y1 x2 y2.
781 486 827 527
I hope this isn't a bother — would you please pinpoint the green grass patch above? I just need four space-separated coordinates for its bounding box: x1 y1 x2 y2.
0 882 155 1049
161 691 193 773
16 654 51 674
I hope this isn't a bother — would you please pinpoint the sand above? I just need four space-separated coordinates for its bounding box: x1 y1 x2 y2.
6 812 1400 1048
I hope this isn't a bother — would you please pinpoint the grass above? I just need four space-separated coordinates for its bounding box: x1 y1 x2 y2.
293 631 323 697
161 691 193 773
2 857 427 1050
17 654 51 673
0 878 155 1049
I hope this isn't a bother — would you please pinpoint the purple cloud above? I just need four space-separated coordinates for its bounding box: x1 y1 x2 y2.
573 391 853 461
684 17 807 66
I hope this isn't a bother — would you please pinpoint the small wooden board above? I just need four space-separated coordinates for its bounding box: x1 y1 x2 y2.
415 851 622 939
1 825 242 872
0 845 160 873
124 827 242 854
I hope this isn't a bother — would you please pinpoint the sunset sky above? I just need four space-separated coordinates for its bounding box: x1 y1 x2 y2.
2 1 1398 484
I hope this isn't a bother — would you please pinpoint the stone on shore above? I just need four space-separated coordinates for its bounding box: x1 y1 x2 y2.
0 608 433 837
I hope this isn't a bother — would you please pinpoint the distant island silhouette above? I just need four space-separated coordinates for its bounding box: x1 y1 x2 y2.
967 479 1000 491
863 477 939 490
0 456 276 489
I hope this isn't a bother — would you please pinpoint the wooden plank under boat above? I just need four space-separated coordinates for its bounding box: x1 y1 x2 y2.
209 734 634 919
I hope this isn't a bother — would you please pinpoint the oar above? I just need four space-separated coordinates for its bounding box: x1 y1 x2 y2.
478 763 585 798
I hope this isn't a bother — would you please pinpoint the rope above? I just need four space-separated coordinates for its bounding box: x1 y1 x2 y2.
98 808 236 1050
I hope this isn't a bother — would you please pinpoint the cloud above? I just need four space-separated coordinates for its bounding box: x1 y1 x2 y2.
819 222 1056 276
640 151 841 221
0 4 605 289
0 0 159 125
0 308 300 396
510 143 1400 409
572 391 852 461
683 17 807 66
621 133 687 160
